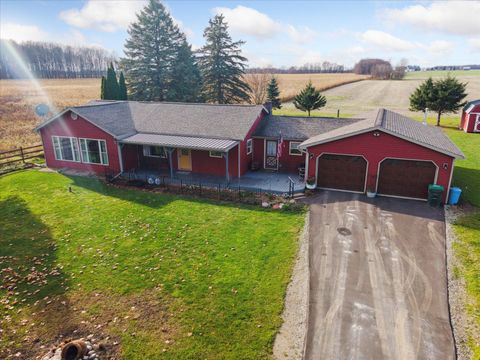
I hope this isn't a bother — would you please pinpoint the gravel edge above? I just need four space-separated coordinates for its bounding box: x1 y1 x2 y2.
444 205 473 360
273 211 310 360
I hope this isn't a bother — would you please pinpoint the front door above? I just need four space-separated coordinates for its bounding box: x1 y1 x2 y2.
177 148 192 171
265 140 278 169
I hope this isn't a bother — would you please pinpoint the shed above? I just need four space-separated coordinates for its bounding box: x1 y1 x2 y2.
460 99 480 133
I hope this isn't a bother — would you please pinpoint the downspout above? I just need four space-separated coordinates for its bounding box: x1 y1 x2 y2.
117 142 124 174
237 142 241 179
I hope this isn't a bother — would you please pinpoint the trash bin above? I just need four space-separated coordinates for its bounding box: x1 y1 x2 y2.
448 187 462 205
428 184 444 207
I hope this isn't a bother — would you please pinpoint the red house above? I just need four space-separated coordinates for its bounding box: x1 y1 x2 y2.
35 101 463 201
460 99 480 133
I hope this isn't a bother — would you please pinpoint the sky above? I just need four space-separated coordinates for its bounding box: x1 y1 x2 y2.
1 0 480 69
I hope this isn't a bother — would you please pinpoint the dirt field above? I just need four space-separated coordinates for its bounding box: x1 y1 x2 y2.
0 79 99 151
281 71 480 117
273 73 369 102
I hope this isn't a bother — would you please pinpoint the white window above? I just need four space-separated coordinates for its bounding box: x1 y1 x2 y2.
289 142 302 156
246 138 253 155
79 138 108 165
52 136 80 162
209 151 223 158
143 145 166 158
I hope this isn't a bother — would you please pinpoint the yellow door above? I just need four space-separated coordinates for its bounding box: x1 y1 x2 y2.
177 148 192 171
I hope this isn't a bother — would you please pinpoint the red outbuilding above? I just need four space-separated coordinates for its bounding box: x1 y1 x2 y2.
460 99 480 133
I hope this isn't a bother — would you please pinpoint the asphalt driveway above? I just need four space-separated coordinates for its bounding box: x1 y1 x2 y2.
303 191 455 360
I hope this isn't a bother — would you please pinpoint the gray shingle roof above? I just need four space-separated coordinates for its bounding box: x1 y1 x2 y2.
300 109 465 159
37 101 265 141
253 115 361 140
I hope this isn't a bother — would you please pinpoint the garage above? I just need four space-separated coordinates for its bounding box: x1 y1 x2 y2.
317 154 367 192
377 158 437 199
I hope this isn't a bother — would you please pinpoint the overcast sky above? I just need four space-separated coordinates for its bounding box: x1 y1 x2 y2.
1 0 479 68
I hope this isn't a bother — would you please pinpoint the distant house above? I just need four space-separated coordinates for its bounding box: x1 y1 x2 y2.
460 99 480 133
35 101 463 202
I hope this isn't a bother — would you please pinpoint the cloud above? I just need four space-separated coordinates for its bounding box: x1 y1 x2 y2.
469 38 480 52
213 5 281 39
213 5 317 44
60 0 147 32
426 40 454 55
360 30 416 52
0 22 48 42
383 1 480 36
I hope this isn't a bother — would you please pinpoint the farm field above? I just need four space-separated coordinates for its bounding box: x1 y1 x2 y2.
0 79 99 152
280 70 480 118
0 171 304 359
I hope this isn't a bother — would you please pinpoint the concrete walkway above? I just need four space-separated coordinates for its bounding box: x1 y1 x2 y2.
303 191 455 360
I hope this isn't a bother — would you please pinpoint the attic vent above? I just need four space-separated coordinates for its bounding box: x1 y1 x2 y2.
71 113 78 120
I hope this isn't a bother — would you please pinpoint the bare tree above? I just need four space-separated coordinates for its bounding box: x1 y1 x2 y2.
244 72 271 104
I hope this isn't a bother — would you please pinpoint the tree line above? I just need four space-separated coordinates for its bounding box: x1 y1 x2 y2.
0 39 116 79
353 58 406 80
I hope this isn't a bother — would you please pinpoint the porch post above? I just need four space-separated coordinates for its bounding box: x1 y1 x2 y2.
117 142 124 173
166 147 174 178
224 151 230 183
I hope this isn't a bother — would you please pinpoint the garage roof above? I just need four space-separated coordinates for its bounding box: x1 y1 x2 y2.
120 133 238 152
300 109 465 159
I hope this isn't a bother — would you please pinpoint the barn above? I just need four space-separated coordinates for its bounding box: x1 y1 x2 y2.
299 109 464 202
460 99 480 133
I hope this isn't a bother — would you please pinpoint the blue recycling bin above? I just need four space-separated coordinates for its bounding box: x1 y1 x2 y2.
448 187 462 205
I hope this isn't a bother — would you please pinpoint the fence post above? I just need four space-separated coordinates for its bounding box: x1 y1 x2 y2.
337 109 340 118
20 147 25 163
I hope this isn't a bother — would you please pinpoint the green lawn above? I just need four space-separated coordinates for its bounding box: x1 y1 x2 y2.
405 70 480 79
0 171 304 359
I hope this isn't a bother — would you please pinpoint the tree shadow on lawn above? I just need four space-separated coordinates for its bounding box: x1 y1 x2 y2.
452 166 480 208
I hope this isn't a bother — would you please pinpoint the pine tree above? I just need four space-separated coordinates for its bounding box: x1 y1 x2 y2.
293 81 326 116
121 0 184 101
267 76 281 109
100 76 106 100
118 71 128 100
198 14 251 104
410 76 467 126
167 40 202 102
104 62 119 100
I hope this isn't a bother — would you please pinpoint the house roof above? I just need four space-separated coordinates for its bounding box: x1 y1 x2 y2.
253 115 361 140
464 99 480 112
35 100 266 141
300 109 465 159
121 133 238 152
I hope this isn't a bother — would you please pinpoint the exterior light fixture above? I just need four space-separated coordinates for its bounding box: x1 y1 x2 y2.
373 131 380 137
443 163 448 170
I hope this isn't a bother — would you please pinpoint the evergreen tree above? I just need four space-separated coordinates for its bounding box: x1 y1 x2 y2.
118 71 128 100
104 62 119 100
293 81 326 116
410 76 467 126
100 76 106 100
198 14 251 104
266 76 281 109
167 40 202 102
121 0 184 101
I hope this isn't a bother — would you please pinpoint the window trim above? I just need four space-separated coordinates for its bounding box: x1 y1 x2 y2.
209 150 223 158
246 138 253 155
79 138 109 166
51 136 80 162
143 145 167 158
289 141 302 156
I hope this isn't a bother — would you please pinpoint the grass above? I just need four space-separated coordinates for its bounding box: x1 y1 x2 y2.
405 70 480 79
0 170 304 359
272 108 354 118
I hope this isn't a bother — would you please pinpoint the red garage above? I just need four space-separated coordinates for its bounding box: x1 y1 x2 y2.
460 99 480 133
300 109 464 202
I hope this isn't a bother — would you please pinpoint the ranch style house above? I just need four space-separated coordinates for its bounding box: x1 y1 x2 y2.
35 100 464 202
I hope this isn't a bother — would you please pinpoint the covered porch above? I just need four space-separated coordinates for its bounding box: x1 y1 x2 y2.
118 133 240 182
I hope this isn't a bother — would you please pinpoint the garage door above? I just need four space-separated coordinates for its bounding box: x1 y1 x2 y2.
377 159 437 199
317 154 367 192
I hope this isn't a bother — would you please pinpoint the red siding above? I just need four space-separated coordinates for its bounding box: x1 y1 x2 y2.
238 111 266 174
253 138 264 168
39 111 121 175
305 130 454 202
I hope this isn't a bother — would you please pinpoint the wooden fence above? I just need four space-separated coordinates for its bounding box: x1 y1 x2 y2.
0 144 44 175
